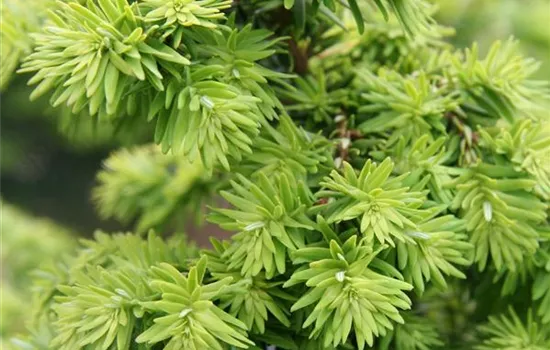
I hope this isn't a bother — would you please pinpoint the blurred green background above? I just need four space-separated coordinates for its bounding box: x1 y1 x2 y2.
437 0 550 78
1 0 549 343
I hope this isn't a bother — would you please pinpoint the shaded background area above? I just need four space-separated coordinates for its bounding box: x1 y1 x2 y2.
1 77 124 234
437 0 550 79
1 0 549 243
1 77 227 246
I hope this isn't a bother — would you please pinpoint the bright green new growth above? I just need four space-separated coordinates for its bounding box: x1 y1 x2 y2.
209 171 315 278
3 0 550 349
315 158 430 246
141 0 232 32
204 239 294 334
136 258 253 350
286 235 413 349
19 0 190 115
51 267 152 349
450 165 547 272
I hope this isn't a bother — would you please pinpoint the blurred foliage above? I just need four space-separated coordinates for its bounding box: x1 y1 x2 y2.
435 0 550 80
94 144 216 233
0 0 49 90
0 201 75 342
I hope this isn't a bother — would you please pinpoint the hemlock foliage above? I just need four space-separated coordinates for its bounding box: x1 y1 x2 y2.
1 0 549 349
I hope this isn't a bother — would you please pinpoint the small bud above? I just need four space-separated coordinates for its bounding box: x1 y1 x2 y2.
115 288 130 298
335 271 345 282
179 308 192 318
200 96 214 109
341 138 351 150
334 157 343 169
406 231 430 240
334 115 346 123
244 221 264 231
45 26 64 34
483 201 493 222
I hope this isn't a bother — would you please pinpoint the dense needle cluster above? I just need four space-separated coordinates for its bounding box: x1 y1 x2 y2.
1 0 550 349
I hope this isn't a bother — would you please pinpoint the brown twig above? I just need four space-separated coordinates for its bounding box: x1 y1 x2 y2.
334 114 362 167
287 38 309 75
446 111 479 165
